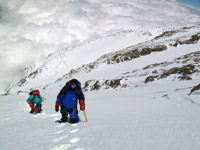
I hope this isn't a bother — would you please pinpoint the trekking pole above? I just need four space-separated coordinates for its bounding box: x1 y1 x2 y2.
83 110 88 123
41 96 46 101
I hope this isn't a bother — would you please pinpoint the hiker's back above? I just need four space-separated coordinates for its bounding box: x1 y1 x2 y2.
26 90 43 114
27 90 42 104
32 95 42 104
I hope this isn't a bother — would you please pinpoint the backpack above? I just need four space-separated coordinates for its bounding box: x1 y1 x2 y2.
29 90 40 102
29 90 40 95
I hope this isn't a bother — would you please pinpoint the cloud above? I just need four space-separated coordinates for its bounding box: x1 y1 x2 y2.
0 0 200 93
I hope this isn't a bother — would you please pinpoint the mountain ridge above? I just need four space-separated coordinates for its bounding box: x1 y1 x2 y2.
4 24 200 95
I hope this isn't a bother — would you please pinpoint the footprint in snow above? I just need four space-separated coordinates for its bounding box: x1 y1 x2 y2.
4 118 11 121
55 130 64 134
55 124 65 128
73 148 84 150
70 138 80 144
52 135 69 142
70 129 79 133
49 144 71 150
50 114 60 117
71 123 78 127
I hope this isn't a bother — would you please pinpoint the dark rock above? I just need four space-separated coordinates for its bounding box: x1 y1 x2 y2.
175 33 200 46
178 76 192 81
91 81 101 90
140 48 152 56
154 30 178 40
178 64 195 75
144 76 155 83
152 70 158 74
151 45 167 52
160 64 196 79
28 70 40 78
83 80 91 90
17 91 24 94
188 84 200 95
18 78 27 87
109 79 121 88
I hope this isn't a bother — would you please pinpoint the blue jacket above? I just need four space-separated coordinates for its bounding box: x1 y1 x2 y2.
57 79 85 109
27 94 42 105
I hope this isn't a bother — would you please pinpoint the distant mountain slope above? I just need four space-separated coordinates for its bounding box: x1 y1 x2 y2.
4 25 200 95
1 0 200 94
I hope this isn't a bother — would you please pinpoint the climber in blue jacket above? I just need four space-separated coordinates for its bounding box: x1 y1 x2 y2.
55 79 85 123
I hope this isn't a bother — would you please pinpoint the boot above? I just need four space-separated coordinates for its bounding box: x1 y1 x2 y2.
60 113 68 122
29 109 34 114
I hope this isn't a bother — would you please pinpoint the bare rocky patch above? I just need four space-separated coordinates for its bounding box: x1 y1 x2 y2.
188 84 200 95
82 78 127 91
144 51 200 83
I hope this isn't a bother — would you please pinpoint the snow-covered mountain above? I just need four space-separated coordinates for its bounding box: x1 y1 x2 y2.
1 0 200 149
4 24 200 95
1 0 200 93
1 24 200 150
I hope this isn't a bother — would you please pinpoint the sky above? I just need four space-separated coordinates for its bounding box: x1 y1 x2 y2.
178 0 200 8
0 0 200 93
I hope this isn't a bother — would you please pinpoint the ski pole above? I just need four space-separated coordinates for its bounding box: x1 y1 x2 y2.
83 110 88 123
41 97 46 100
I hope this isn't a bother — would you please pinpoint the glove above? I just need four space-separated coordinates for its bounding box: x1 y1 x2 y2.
55 102 60 112
28 101 33 108
79 100 85 111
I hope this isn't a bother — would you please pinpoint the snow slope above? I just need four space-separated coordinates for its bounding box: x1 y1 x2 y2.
4 28 163 94
1 82 200 150
1 0 200 93
5 24 200 94
1 25 200 150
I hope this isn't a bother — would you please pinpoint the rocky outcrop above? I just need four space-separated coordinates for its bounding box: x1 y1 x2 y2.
82 78 127 91
105 45 167 64
144 76 156 83
160 64 197 79
188 84 200 95
144 51 200 83
172 33 200 47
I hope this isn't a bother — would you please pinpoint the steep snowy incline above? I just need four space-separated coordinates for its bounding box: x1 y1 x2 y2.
5 25 200 95
1 83 200 150
1 25 200 150
5 28 162 94
1 0 200 94
41 25 200 93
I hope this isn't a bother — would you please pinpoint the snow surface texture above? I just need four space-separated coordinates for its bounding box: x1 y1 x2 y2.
1 85 200 150
1 0 200 92
1 25 200 150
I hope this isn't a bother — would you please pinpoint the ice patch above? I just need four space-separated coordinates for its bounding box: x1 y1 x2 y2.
70 138 80 144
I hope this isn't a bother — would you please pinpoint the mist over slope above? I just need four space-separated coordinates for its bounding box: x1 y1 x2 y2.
1 0 200 93
0 24 200 150
4 24 200 96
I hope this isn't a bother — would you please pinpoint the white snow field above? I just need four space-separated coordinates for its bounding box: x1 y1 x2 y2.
1 29 200 149
1 11 200 150
1 0 200 93
1 82 200 150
